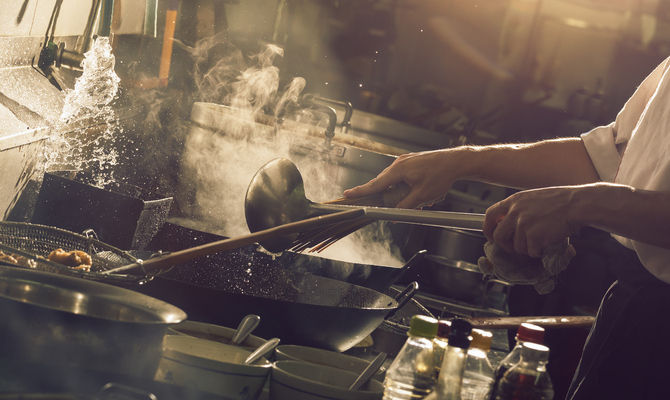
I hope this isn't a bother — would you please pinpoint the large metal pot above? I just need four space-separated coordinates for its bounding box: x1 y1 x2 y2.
415 254 510 306
423 227 487 265
0 265 186 379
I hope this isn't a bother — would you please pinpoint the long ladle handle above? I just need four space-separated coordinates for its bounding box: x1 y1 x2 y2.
101 209 365 275
312 203 486 231
349 352 387 391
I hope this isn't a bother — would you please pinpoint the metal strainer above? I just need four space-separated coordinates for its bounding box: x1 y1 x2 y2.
0 221 153 284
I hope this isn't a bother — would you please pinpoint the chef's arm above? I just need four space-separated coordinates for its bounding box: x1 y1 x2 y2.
456 137 599 189
344 137 599 209
572 184 670 250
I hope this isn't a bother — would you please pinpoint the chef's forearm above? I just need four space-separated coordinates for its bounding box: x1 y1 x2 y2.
571 183 670 249
452 137 599 189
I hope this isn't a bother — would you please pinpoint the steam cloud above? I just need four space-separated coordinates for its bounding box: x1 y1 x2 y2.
176 36 404 267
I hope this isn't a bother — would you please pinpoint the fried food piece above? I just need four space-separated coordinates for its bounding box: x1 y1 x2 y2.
48 248 93 271
0 251 18 265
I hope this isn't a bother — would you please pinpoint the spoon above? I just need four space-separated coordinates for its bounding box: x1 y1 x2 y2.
231 314 261 345
244 337 280 365
348 352 387 391
245 158 485 251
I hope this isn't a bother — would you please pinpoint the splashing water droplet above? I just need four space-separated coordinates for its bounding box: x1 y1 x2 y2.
41 37 121 188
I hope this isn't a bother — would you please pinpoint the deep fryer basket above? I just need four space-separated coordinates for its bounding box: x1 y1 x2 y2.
0 221 154 284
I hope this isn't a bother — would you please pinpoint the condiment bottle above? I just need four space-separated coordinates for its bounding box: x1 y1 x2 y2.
433 319 451 379
429 318 473 400
383 315 439 400
489 323 545 400
461 329 495 400
494 342 554 400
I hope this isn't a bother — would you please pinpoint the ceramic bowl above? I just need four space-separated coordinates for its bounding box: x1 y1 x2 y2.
170 319 266 350
275 344 385 378
155 335 271 400
270 360 383 400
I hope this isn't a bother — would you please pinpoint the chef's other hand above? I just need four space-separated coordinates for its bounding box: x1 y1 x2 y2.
483 186 580 258
343 150 457 209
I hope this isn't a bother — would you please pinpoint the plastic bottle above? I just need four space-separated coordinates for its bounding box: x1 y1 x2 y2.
494 342 554 400
433 319 451 379
488 323 545 400
430 318 473 400
461 329 495 400
383 315 439 400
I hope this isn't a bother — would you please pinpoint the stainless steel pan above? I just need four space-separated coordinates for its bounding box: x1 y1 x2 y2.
0 265 186 379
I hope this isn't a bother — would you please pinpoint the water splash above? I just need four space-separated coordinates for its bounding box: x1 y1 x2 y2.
42 36 121 188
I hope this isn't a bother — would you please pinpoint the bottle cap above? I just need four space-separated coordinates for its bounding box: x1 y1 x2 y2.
520 342 550 363
408 315 438 339
470 329 493 352
516 323 545 344
447 318 472 349
436 320 451 339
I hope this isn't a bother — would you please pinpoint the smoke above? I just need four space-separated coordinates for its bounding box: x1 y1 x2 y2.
175 36 403 267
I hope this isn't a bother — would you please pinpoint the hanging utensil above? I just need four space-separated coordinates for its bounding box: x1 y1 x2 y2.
245 158 485 252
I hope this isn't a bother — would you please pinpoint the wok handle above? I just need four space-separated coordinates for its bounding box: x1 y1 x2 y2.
466 315 595 330
385 281 419 320
390 250 426 287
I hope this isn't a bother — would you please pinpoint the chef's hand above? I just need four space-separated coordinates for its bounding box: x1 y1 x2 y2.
343 150 458 209
483 186 580 257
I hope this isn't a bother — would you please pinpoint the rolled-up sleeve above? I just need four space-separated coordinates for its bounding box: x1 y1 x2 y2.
580 56 670 182
581 123 620 182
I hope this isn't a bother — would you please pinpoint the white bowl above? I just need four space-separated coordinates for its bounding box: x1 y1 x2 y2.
270 360 383 400
170 319 266 349
275 345 385 378
155 335 271 400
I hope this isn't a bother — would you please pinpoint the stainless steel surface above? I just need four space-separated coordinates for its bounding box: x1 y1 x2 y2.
423 227 487 265
333 107 454 152
0 265 185 323
231 314 261 345
349 352 387 391
419 254 510 306
0 264 186 378
245 338 281 365
244 158 485 250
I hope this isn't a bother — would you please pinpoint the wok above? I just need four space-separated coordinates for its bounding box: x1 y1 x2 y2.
146 221 421 293
136 222 419 351
0 264 186 379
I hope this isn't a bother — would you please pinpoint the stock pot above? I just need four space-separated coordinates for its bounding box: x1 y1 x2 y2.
0 264 186 379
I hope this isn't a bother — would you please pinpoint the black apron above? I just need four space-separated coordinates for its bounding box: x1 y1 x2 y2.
567 235 670 400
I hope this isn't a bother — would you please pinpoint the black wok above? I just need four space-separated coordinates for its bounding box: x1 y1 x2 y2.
146 221 422 293
135 222 418 351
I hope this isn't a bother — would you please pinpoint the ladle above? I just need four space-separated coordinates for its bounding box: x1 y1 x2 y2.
245 158 485 251
231 314 261 345
245 337 281 365
348 352 387 391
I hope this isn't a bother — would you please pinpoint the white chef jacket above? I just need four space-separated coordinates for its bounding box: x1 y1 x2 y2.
581 55 670 284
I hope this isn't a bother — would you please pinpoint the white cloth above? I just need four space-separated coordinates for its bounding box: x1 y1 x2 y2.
581 56 670 284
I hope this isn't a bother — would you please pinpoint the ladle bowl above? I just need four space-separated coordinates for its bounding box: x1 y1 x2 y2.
245 158 485 252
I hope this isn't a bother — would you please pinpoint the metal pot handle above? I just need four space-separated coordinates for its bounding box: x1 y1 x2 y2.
392 250 426 285
385 281 419 320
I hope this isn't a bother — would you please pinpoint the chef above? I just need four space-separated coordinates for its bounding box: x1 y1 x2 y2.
344 57 670 399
